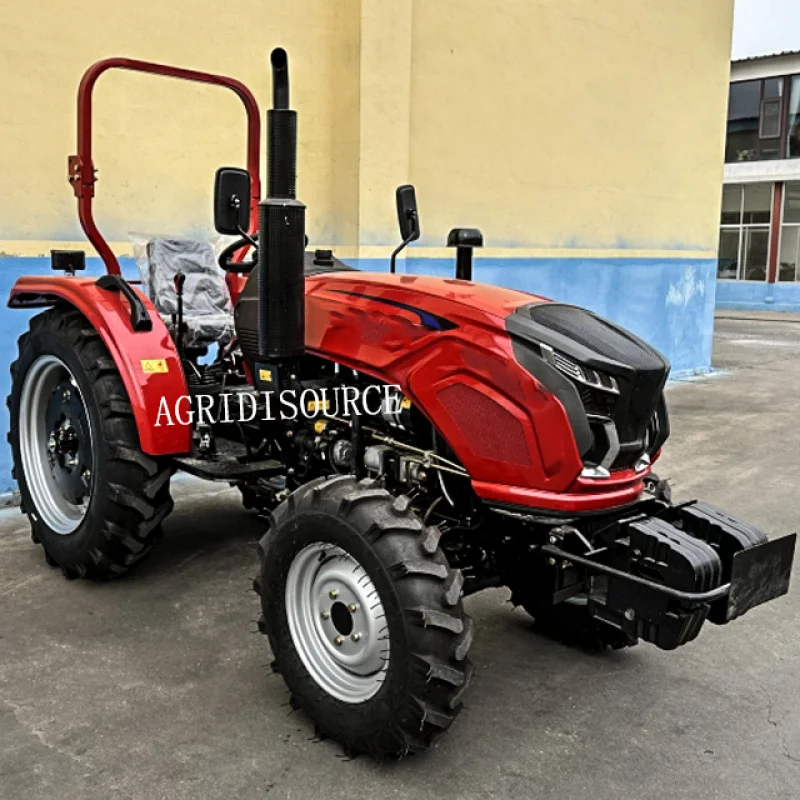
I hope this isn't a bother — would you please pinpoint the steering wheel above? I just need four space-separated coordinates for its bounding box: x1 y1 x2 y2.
219 235 257 272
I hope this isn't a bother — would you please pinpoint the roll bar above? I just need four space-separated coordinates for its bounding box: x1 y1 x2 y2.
68 57 262 276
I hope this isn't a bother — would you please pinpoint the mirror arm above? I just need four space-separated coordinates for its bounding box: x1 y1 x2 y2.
389 232 415 274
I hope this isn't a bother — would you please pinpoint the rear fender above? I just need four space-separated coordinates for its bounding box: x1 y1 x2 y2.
8 276 191 455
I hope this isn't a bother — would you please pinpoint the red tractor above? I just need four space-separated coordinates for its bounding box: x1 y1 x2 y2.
7 49 795 759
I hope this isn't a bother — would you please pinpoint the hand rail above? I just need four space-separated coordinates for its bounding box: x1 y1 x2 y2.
69 57 262 275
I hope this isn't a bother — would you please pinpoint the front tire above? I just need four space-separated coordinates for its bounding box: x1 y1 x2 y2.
255 475 474 758
8 306 173 579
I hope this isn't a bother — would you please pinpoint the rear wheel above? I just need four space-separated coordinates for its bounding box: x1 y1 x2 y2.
8 306 173 579
255 475 474 758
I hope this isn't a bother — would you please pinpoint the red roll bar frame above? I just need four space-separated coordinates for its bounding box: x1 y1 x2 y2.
68 57 262 276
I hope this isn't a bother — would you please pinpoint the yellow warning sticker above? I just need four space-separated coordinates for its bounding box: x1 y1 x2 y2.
307 398 331 413
259 368 273 382
141 359 168 374
400 396 412 409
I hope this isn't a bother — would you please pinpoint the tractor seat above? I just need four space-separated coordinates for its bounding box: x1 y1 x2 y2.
140 238 234 347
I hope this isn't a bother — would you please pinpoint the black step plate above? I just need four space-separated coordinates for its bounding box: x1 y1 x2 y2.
171 454 284 481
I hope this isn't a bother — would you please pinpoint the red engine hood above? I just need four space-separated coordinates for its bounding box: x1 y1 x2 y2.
306 271 550 324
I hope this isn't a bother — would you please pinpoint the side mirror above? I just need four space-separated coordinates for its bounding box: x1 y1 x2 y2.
395 184 420 243
214 167 251 235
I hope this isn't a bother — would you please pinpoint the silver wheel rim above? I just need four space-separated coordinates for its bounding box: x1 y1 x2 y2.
18 355 93 535
285 542 390 703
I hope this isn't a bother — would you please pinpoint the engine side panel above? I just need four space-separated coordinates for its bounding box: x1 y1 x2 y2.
302 272 586 495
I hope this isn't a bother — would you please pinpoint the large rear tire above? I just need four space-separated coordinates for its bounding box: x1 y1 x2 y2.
7 306 173 579
255 475 474 759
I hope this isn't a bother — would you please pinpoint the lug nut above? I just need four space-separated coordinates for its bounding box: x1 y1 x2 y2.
334 635 344 646
351 632 361 642
329 590 338 599
348 603 358 612
321 610 329 620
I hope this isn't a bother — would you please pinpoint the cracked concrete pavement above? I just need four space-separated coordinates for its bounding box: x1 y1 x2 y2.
0 313 798 799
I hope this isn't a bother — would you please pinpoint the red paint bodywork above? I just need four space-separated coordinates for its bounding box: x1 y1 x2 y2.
7 269 650 512
8 277 191 455
304 272 653 512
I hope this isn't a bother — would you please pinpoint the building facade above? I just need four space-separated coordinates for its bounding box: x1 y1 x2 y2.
0 0 734 493
717 50 800 310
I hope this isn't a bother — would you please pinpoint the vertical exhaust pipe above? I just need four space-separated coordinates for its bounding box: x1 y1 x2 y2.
258 47 306 360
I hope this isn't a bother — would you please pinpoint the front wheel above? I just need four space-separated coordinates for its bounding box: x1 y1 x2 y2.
255 476 474 758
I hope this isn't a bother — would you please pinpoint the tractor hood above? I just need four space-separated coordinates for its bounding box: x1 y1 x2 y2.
306 270 550 322
506 302 671 472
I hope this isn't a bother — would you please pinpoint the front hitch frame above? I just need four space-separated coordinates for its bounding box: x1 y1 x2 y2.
538 502 795 649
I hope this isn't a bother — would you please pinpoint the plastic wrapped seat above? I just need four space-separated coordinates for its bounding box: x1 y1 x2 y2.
140 238 234 346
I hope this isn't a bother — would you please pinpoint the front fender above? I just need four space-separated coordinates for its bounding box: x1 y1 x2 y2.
8 276 191 456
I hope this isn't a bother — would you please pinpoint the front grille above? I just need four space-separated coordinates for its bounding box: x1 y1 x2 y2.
548 347 619 395
508 302 670 472
552 351 583 382
524 304 669 471
579 385 617 418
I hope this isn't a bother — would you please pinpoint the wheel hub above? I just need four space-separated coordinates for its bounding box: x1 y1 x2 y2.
43 380 92 505
286 542 390 703
19 356 93 534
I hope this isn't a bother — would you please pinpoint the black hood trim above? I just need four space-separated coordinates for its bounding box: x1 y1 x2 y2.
506 302 670 469
509 336 594 456
506 302 669 382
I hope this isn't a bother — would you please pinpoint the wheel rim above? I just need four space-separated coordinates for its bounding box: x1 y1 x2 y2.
19 355 93 535
285 542 390 703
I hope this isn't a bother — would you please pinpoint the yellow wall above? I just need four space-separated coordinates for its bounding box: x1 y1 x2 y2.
0 0 732 258
407 0 733 252
0 0 360 247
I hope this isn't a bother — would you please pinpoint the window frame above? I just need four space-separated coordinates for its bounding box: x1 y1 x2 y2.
777 181 800 281
718 183 774 282
759 95 783 140
726 74 794 162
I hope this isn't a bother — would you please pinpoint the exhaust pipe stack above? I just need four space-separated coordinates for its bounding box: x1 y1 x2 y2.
258 47 306 360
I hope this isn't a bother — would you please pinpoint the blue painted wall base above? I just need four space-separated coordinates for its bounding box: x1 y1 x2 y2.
351 255 717 378
715 280 800 312
0 253 715 493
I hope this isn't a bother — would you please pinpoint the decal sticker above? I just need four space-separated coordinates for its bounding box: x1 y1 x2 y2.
307 398 331 413
259 368 273 382
141 359 168 374
328 290 458 331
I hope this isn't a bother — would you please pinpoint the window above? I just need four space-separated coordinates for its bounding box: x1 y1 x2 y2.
788 76 800 159
725 79 784 162
717 183 772 280
778 181 800 280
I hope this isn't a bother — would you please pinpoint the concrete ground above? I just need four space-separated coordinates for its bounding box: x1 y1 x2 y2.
1 314 798 800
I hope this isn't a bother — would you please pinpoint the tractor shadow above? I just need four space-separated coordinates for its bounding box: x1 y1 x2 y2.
125 481 267 582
